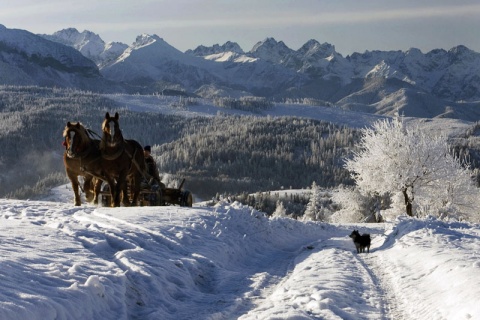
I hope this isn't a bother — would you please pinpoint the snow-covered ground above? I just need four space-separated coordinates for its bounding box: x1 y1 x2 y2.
106 93 475 137
105 94 388 128
0 184 478 319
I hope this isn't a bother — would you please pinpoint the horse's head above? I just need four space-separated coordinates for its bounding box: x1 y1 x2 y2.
63 122 90 158
101 112 123 147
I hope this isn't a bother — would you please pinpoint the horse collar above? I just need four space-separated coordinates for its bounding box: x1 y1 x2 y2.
101 143 125 160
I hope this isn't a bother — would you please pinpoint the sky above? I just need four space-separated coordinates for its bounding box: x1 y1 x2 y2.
0 185 478 319
1 0 479 55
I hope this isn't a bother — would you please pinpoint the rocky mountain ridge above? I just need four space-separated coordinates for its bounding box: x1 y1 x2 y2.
40 28 128 67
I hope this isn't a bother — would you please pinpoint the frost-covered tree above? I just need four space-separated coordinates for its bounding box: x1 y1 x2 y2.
344 117 474 218
272 200 287 218
303 182 322 221
330 187 389 223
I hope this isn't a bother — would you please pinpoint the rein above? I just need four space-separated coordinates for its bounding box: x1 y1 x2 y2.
124 146 150 182
86 129 102 140
87 127 125 161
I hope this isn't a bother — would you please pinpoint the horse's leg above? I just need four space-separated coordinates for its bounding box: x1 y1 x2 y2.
116 172 129 207
67 171 81 206
92 178 103 205
122 177 131 207
130 174 141 206
114 181 122 207
83 175 94 202
106 177 117 207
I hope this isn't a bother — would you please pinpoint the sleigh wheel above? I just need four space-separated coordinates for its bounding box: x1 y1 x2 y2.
180 190 193 207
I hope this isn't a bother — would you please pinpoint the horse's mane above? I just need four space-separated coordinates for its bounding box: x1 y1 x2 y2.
101 120 108 134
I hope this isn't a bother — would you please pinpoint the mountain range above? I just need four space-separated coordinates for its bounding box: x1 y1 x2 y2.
1 24 480 120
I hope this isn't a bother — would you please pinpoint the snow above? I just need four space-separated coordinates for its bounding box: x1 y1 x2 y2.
0 25 95 69
105 93 388 128
105 93 476 137
204 52 257 63
0 184 478 319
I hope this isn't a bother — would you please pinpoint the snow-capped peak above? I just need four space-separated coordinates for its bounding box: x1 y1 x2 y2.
298 39 336 58
449 45 474 56
447 45 479 64
222 41 244 54
51 28 103 47
250 37 289 53
249 37 293 64
41 28 128 66
132 33 161 48
118 33 184 62
185 41 244 57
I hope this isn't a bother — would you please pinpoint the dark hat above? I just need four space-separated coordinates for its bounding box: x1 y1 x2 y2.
144 145 151 152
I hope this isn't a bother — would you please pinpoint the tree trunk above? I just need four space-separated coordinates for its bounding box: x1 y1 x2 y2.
402 188 413 217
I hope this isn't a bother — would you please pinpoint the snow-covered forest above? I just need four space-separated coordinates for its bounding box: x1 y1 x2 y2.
0 87 359 200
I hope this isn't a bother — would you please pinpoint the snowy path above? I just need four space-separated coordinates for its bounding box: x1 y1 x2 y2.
360 249 405 320
358 220 480 320
237 230 393 320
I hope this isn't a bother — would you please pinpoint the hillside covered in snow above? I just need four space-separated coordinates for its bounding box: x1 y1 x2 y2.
0 184 478 319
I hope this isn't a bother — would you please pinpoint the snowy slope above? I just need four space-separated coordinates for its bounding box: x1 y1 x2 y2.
0 185 478 319
100 34 226 89
0 25 117 91
100 33 304 94
105 93 474 135
0 25 95 69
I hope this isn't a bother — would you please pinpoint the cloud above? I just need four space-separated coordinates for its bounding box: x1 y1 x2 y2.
95 3 480 32
334 4 480 24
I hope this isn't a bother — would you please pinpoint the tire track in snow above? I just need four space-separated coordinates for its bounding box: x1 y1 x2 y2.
346 225 410 320
357 253 404 320
239 236 390 319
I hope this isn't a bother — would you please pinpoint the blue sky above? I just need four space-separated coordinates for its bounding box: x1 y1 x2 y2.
1 0 479 55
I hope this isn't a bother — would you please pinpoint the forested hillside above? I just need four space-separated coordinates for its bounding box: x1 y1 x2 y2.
0 86 195 198
0 86 361 200
155 116 359 199
0 86 118 197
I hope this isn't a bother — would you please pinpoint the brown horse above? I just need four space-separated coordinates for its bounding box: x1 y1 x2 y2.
63 122 111 206
100 112 146 207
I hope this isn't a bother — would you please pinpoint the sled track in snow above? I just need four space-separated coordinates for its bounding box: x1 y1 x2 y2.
359 252 407 320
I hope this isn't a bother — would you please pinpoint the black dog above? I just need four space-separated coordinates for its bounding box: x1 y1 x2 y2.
349 230 371 253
